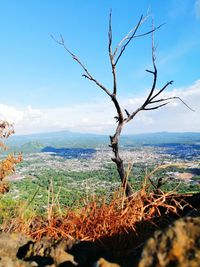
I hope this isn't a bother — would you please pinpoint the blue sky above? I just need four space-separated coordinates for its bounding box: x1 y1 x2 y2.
0 0 200 134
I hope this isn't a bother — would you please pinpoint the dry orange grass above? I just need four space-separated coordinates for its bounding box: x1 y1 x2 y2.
2 185 187 248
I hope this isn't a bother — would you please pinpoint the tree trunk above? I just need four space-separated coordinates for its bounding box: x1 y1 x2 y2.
114 157 133 197
110 131 133 197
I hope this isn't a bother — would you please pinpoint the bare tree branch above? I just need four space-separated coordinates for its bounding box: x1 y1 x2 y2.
124 109 130 117
108 10 117 95
134 23 164 38
125 107 141 123
114 15 143 66
150 96 195 111
142 23 157 108
143 102 169 110
112 15 148 59
108 9 112 53
149 81 173 101
124 21 193 124
174 97 195 111
51 34 112 97
113 16 163 66
111 94 124 122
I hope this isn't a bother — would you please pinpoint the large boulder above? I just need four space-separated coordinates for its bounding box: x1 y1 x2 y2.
138 216 200 267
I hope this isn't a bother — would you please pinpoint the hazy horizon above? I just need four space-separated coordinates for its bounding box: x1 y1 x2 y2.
13 129 200 137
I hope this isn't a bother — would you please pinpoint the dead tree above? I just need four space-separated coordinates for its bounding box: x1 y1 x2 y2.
52 12 193 197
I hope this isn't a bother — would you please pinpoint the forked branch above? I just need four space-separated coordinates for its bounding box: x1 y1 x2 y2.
125 22 193 123
108 11 117 95
112 12 163 66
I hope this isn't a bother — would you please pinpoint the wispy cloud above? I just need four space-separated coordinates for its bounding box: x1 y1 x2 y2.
0 80 200 135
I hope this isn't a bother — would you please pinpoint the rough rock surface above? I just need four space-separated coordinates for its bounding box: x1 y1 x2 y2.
138 216 200 267
0 233 77 267
0 233 30 267
1 216 200 266
0 233 113 266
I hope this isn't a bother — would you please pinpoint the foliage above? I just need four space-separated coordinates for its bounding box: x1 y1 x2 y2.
0 154 23 181
0 120 22 194
2 160 199 216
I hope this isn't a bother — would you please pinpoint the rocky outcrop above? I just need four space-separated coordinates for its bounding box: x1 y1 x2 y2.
0 233 113 266
0 233 77 266
138 216 200 267
1 216 200 266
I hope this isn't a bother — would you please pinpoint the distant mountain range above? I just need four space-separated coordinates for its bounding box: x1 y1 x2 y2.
6 131 200 153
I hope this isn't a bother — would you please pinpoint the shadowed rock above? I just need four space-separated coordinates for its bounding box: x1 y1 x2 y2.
0 233 31 266
138 217 200 267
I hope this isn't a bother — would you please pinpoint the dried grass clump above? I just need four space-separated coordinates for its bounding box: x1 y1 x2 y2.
3 186 185 244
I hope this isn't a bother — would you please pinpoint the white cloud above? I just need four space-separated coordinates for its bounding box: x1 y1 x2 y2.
26 105 44 119
0 80 200 135
195 0 200 19
0 104 23 123
0 105 46 134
